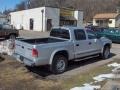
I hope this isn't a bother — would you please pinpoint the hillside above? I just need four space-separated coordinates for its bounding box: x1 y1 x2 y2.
12 0 120 22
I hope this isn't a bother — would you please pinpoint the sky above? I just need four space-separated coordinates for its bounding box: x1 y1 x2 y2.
0 0 24 12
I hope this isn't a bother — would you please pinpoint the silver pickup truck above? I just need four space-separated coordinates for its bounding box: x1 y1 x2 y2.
14 26 112 74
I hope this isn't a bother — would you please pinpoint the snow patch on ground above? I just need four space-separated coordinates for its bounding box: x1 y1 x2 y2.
108 62 120 68
93 74 114 82
0 40 15 55
70 62 120 90
70 84 101 90
112 66 120 72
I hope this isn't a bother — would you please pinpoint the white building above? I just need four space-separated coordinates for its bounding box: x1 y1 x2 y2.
0 14 8 24
10 6 83 32
93 13 120 28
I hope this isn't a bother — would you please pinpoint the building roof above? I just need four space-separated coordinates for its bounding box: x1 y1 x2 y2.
93 13 119 19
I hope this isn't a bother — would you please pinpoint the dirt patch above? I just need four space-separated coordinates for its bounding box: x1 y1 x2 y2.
0 56 5 63
0 55 116 90
0 55 61 90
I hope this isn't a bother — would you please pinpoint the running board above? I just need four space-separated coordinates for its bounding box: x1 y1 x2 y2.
74 54 99 62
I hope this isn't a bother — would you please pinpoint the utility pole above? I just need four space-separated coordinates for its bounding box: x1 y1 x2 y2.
41 9 44 32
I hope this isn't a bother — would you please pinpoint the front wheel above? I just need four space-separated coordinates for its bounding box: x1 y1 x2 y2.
101 46 110 59
50 55 68 74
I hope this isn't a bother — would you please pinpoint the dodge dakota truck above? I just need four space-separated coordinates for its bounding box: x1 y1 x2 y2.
14 26 112 74
0 24 19 39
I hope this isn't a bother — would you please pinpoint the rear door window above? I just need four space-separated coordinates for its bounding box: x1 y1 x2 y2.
74 29 86 40
86 30 97 39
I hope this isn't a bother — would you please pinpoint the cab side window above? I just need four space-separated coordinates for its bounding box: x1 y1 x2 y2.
87 30 97 39
74 29 86 40
50 29 70 39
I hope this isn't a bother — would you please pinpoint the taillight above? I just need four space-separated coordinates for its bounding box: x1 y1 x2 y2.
32 48 38 57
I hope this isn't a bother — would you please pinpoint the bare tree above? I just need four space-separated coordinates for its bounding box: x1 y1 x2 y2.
15 1 26 11
13 0 118 21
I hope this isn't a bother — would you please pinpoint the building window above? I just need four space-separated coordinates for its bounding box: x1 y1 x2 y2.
96 20 99 23
109 20 112 24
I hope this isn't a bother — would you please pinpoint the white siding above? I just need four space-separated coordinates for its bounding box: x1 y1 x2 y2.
45 7 60 31
10 7 46 31
10 7 83 32
74 11 84 27
10 7 60 32
93 18 116 27
10 11 24 29
116 18 120 27
93 19 98 26
93 15 120 28
108 19 115 27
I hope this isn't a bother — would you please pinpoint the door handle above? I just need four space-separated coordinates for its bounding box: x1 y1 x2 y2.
89 42 92 45
76 44 79 46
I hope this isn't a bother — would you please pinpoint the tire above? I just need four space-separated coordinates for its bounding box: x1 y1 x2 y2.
9 34 16 40
101 46 110 59
50 55 68 74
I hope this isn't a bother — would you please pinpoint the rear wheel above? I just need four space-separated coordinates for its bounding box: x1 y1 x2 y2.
101 46 110 59
50 55 68 74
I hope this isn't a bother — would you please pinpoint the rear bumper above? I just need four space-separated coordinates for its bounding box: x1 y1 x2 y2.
13 53 49 66
13 53 36 66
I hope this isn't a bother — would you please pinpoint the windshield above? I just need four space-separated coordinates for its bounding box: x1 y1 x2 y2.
50 29 70 39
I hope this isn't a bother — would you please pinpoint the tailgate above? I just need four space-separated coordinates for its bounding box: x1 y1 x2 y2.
15 40 34 59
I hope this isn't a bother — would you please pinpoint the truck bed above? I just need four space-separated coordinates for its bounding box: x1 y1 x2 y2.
20 37 67 44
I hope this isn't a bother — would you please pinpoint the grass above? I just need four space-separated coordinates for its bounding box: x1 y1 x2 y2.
1 56 120 90
59 58 120 90
0 57 61 90
60 64 113 90
113 58 120 63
